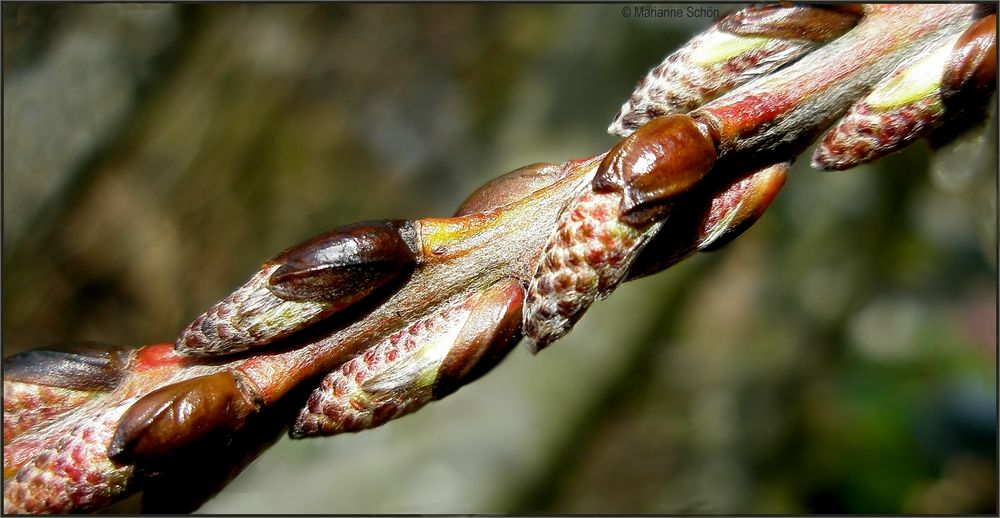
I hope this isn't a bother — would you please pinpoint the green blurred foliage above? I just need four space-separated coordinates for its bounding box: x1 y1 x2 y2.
3 4 995 514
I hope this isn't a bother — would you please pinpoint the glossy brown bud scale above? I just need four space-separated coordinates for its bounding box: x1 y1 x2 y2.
942 14 996 105
594 114 717 226
455 163 563 216
108 371 259 464
3 341 130 392
625 162 787 281
269 220 418 303
719 5 861 43
432 279 524 399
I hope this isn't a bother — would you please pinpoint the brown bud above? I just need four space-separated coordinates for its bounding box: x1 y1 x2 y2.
108 371 259 464
176 220 419 356
696 162 788 251
594 115 717 226
432 279 523 399
3 341 130 392
719 5 861 42
269 219 419 302
942 14 996 105
823 4 867 17
626 163 788 281
455 163 564 216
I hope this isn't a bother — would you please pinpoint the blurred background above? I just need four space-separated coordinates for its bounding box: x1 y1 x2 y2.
3 4 996 514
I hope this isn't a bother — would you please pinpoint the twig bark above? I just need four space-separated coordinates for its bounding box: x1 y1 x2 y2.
3 4 994 513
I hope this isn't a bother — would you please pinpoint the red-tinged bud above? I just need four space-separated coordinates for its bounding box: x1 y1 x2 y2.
4 383 97 446
432 279 523 399
608 5 829 137
4 397 139 514
811 21 978 171
942 15 996 106
108 371 260 464
522 184 664 352
696 4 976 163
175 220 419 356
3 342 131 444
626 163 787 280
718 5 861 43
696 162 788 251
595 115 717 226
291 280 523 438
455 163 564 216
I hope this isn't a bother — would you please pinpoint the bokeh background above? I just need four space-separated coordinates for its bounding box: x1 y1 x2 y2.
3 3 996 514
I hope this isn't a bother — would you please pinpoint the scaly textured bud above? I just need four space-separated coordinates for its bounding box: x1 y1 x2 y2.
595 114 718 226
108 370 260 464
3 342 130 444
812 16 994 170
175 220 419 356
608 5 859 137
455 163 564 216
4 383 96 445
522 186 663 352
4 397 139 514
291 279 523 437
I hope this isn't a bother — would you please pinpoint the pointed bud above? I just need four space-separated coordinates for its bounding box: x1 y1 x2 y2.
455 163 564 216
108 371 259 464
522 184 664 352
3 341 130 391
269 220 419 301
595 114 717 226
3 342 131 443
607 4 861 137
432 279 524 399
625 162 788 281
813 17 994 171
291 279 523 438
696 162 788 251
718 5 861 42
175 220 419 356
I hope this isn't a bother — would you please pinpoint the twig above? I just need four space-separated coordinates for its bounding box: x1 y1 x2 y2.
3 5 994 513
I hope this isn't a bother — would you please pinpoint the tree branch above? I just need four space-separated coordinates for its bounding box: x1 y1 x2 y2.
3 4 994 513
